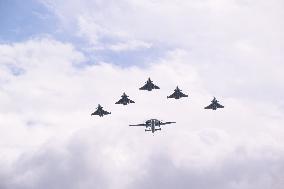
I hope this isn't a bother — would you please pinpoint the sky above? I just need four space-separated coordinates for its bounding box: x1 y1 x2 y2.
0 0 284 188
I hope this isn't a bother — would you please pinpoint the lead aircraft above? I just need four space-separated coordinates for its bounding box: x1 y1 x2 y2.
139 78 160 91
115 92 135 105
167 86 188 99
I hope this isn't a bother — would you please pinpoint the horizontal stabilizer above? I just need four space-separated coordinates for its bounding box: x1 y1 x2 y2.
129 124 146 127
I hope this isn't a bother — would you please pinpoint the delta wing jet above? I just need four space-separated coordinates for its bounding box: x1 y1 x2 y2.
167 86 188 99
139 77 160 91
115 92 135 105
91 104 111 117
204 97 224 110
129 119 176 133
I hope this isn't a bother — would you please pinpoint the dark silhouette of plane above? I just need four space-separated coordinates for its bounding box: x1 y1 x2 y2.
167 86 188 99
115 92 135 105
129 119 176 133
204 97 224 110
91 104 111 117
139 77 160 91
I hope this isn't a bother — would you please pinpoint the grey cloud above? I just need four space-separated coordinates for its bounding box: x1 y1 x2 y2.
129 151 284 189
1 18 284 189
3 130 284 189
1 140 108 189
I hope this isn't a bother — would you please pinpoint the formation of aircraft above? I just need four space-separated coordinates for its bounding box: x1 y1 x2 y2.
204 97 224 110
115 92 135 105
167 86 188 99
91 77 225 133
91 104 111 117
129 119 176 133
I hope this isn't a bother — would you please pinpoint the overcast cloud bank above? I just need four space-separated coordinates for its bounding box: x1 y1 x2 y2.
0 0 284 188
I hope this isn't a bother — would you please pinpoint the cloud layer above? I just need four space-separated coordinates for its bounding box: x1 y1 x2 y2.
41 0 284 102
0 37 284 189
1 0 284 188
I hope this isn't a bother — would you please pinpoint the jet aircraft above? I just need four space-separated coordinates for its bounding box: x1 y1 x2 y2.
129 119 176 133
115 92 135 105
91 104 111 117
167 86 188 99
139 77 160 91
204 97 224 110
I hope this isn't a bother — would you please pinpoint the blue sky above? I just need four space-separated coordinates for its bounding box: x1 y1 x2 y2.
0 1 284 189
0 0 57 42
0 0 170 67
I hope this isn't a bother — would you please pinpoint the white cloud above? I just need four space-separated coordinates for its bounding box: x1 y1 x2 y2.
108 40 152 52
77 16 152 51
1 0 284 188
39 0 284 103
0 38 284 188
41 0 284 47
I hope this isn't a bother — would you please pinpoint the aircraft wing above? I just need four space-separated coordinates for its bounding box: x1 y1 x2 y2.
102 110 111 115
216 102 224 108
204 103 214 109
139 83 148 90
154 84 160 89
167 92 175 98
129 123 147 127
115 98 124 104
160 121 176 125
180 92 188 97
91 110 99 115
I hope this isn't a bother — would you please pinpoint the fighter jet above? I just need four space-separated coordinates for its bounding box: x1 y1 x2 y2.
204 97 224 110
91 104 111 117
129 119 176 133
167 86 188 99
115 92 135 105
139 77 160 91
